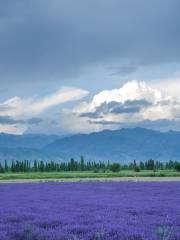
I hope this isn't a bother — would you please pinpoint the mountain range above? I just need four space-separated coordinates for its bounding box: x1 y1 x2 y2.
0 128 180 163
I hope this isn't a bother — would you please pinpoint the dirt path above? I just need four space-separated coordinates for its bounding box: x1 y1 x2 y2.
0 176 180 183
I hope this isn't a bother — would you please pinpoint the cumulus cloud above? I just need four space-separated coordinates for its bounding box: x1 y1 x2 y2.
74 81 180 127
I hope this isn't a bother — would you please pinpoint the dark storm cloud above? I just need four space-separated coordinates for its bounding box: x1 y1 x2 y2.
110 100 152 114
0 0 180 83
80 100 152 118
0 116 24 125
27 118 43 124
109 65 137 76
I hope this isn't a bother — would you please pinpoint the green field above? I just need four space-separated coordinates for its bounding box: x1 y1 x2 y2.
0 170 180 182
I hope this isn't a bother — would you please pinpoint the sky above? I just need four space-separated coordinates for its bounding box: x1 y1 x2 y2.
0 0 180 135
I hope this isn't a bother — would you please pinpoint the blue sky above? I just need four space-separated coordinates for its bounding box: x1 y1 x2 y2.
0 0 180 134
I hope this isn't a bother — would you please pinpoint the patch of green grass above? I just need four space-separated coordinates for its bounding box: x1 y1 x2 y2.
0 170 180 181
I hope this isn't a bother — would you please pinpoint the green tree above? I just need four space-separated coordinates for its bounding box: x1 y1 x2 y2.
175 162 180 172
80 156 85 171
146 159 155 170
139 162 145 170
0 163 4 173
4 160 8 172
110 163 121 172
134 165 140 172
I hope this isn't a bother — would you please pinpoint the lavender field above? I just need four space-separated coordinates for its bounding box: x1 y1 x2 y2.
0 182 180 240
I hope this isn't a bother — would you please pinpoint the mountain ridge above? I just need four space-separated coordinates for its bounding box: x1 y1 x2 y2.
44 127 180 162
0 128 180 162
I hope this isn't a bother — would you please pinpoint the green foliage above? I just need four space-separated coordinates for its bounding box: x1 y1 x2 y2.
110 163 121 172
0 162 5 173
1 170 180 181
134 165 140 172
80 156 85 171
145 159 155 170
175 162 180 172
0 158 180 174
139 162 145 170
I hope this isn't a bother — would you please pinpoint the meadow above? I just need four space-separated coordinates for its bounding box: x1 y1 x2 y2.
0 170 180 181
0 182 180 240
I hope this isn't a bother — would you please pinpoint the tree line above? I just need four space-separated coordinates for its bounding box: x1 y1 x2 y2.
0 157 180 173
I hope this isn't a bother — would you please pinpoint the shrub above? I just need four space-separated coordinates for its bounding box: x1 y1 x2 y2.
110 163 121 172
134 166 140 172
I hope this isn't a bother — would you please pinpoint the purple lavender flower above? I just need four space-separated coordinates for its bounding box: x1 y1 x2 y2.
0 182 179 240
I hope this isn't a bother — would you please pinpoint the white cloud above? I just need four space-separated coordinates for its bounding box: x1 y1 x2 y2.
0 124 27 135
58 109 105 134
74 81 170 113
26 109 107 135
74 80 180 126
0 87 88 119
150 78 180 99
0 87 88 134
1 80 180 135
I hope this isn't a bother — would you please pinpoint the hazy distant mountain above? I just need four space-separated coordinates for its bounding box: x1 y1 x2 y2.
0 133 59 149
44 128 180 162
0 128 180 162
0 133 61 162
